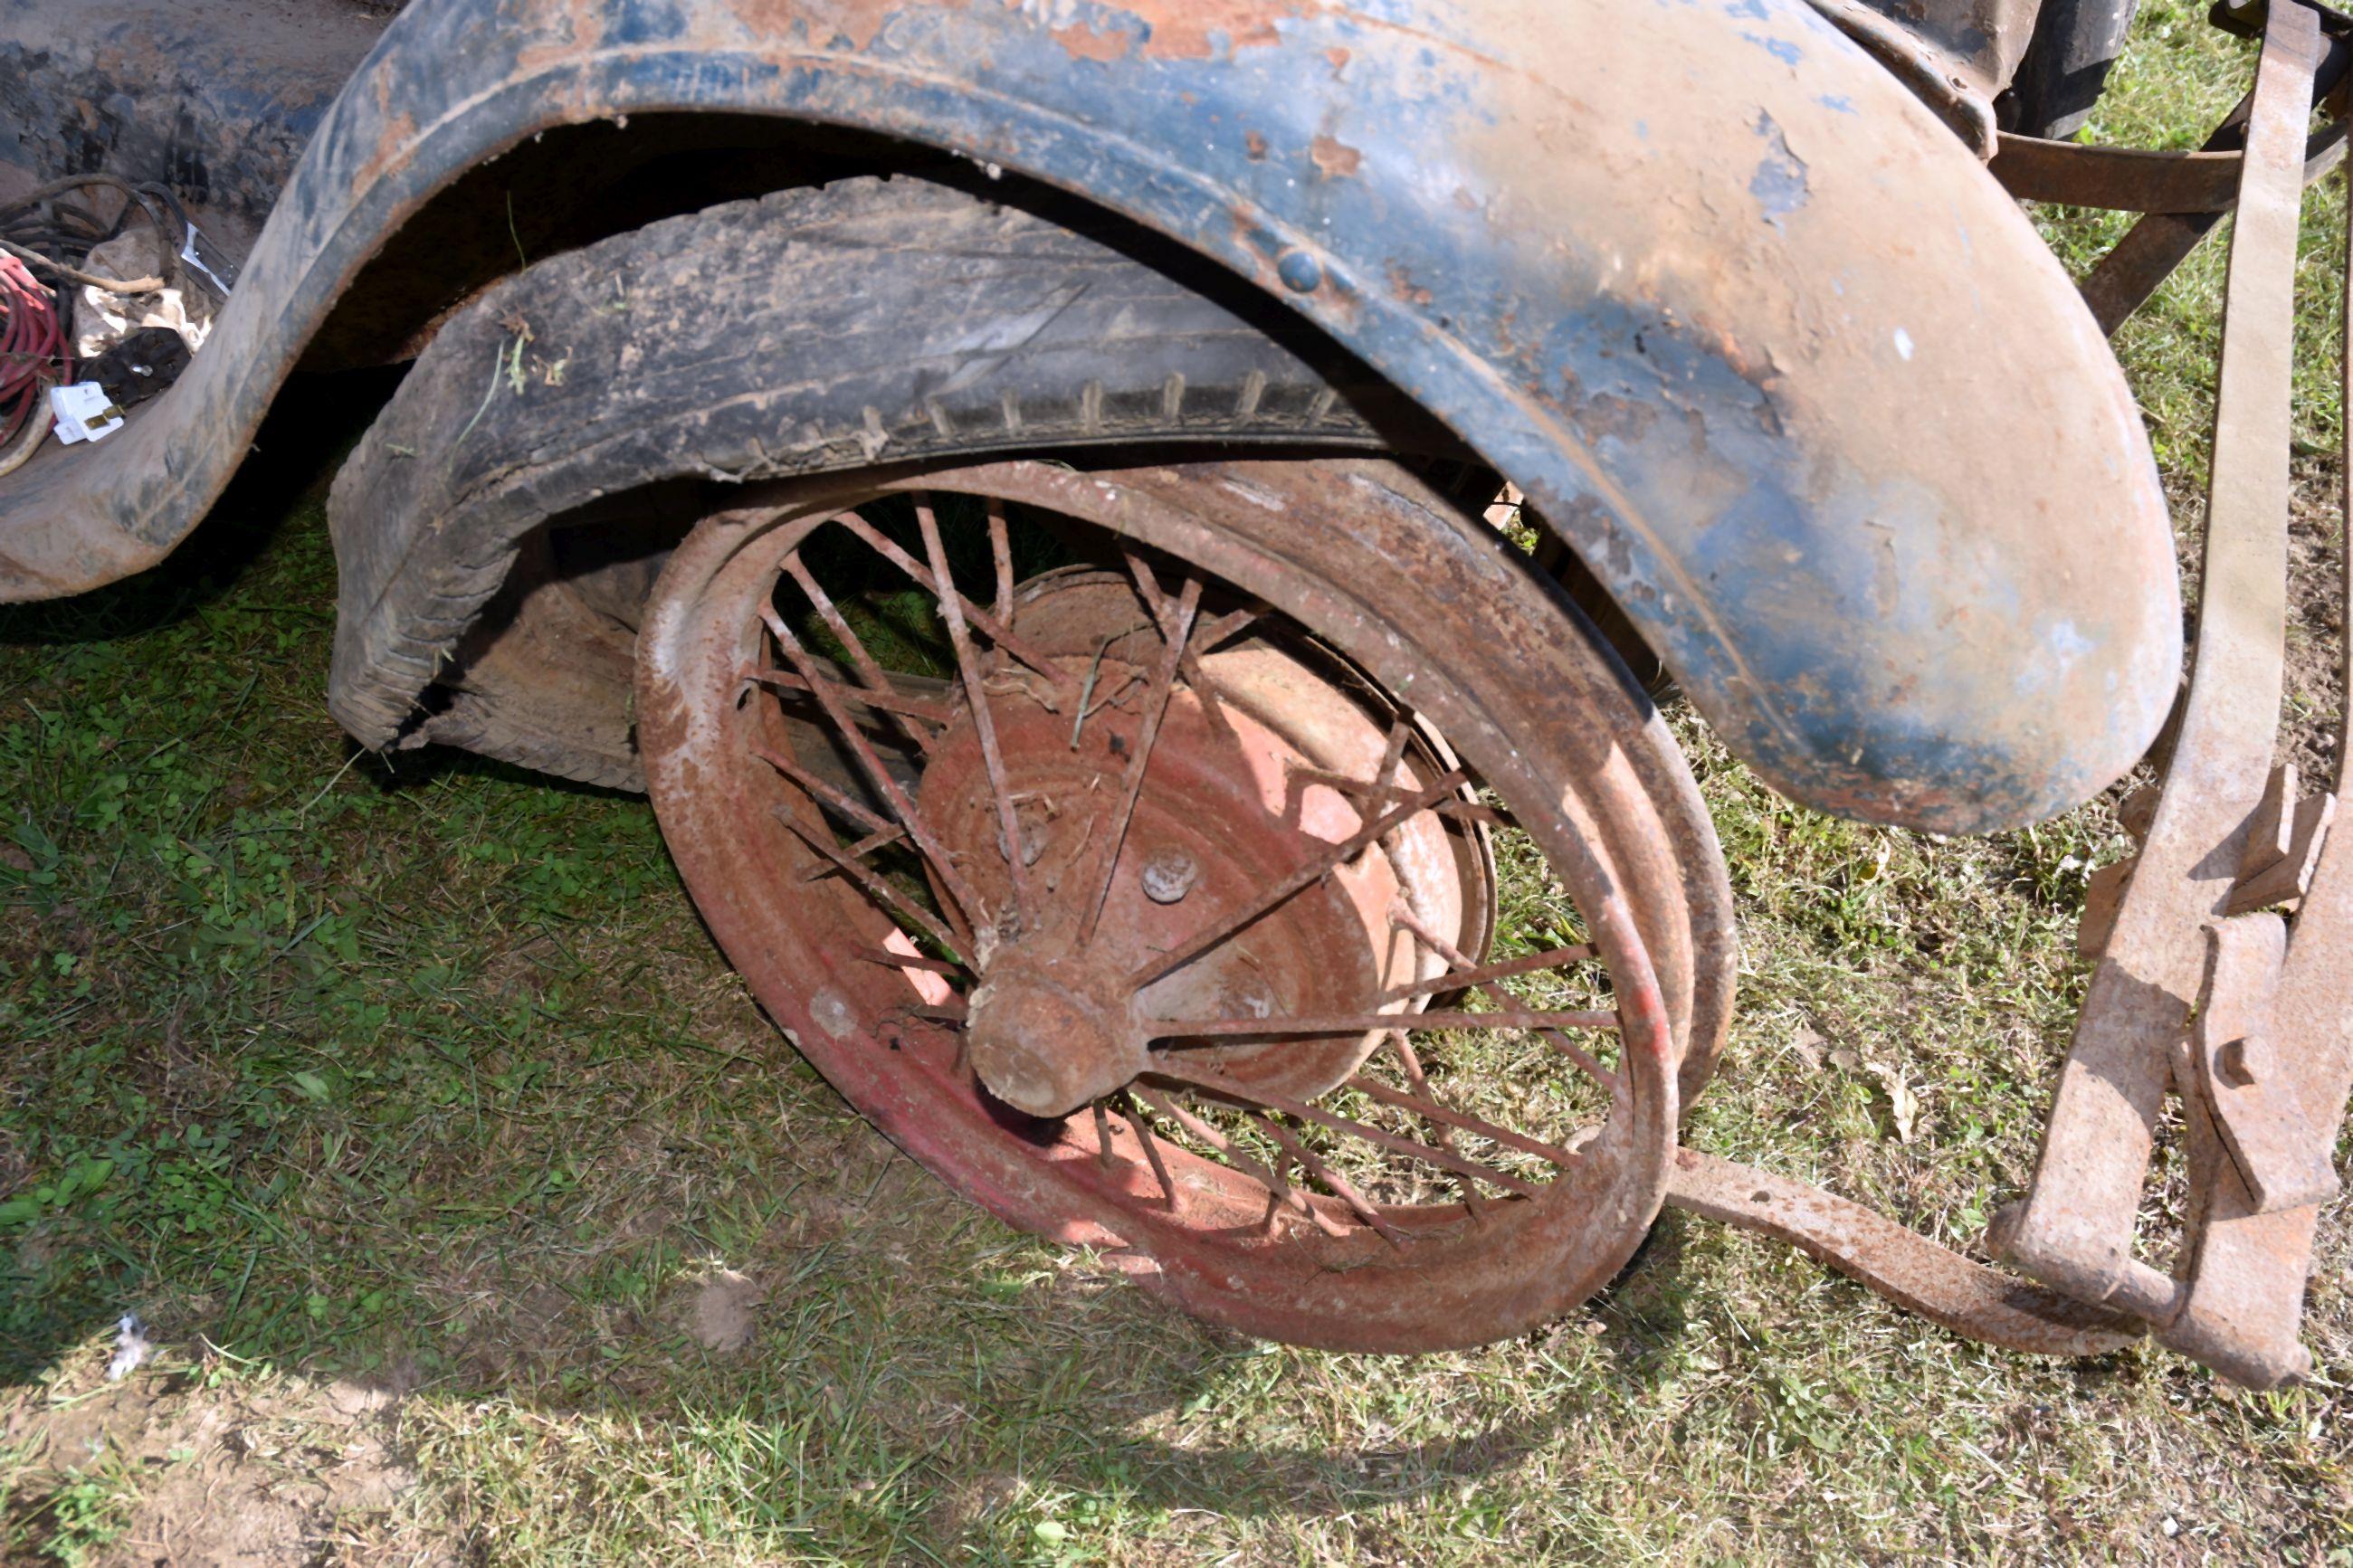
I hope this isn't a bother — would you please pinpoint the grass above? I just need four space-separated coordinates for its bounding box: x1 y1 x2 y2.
4 5 2353 1562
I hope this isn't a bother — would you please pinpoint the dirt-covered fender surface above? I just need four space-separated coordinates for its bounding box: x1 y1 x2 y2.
0 0 2180 834
327 176 1405 789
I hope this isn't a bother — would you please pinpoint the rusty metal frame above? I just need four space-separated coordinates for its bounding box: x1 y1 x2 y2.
1671 1 2352 1388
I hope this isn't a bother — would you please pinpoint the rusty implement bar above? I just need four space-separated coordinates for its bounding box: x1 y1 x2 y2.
1996 0 2319 1334
1671 4 2353 1386
1663 1152 2142 1358
2072 24 2348 335
2137 110 2353 1388
1990 120 2348 214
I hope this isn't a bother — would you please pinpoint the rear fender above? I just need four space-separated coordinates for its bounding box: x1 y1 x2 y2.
0 0 2179 834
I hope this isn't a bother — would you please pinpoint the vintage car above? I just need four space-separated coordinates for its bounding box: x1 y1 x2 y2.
0 0 2343 1386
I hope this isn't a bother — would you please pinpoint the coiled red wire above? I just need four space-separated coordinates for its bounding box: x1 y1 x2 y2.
1 252 69 461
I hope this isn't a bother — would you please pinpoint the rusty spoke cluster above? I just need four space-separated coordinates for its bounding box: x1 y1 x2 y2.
1079 562 1202 943
745 488 1621 1248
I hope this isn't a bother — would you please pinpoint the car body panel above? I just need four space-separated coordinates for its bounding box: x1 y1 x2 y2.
0 0 2180 833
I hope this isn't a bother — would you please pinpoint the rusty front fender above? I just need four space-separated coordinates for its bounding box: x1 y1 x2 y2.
0 0 2179 834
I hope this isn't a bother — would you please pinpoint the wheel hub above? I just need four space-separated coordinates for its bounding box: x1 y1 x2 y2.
912 569 1473 1109
964 951 1147 1118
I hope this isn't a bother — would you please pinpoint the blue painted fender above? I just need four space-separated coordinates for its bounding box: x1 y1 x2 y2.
0 0 2180 834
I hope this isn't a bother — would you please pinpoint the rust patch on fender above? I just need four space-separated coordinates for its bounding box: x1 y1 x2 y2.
1310 134 1362 180
1053 19 1132 62
737 0 963 51
1099 0 1307 61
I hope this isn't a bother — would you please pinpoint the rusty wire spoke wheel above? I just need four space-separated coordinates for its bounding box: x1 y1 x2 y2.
637 458 1733 1351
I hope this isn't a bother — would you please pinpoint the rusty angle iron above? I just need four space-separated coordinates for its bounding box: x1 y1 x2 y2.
1673 0 2353 1389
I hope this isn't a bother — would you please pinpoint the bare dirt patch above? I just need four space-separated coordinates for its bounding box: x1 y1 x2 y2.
2 1348 458 1565
683 1269 764 1354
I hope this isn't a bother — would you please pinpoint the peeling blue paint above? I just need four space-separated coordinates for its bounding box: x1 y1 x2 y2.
1748 110 1809 229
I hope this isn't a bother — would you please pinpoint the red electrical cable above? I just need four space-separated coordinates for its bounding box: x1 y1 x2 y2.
1 252 70 457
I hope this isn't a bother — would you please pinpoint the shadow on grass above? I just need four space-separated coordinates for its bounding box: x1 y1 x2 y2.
1 393 1708 1554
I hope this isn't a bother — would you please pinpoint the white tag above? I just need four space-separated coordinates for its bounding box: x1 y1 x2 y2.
47 382 124 445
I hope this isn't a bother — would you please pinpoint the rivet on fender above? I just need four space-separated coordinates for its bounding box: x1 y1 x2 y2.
1275 249 1323 293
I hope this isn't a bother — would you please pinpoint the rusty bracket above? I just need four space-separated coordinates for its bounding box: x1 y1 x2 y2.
1990 119 2348 214
2187 917 2341 1214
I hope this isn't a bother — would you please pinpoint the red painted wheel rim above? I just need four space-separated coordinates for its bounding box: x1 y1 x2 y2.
637 457 1707 1352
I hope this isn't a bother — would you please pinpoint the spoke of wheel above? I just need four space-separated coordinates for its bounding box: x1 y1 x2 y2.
743 665 953 724
1080 570 1202 945
1148 1008 1615 1040
751 743 893 838
1126 769 1468 993
1361 719 1415 898
1130 1085 1344 1237
829 509 1082 703
1371 717 1411 803
1385 1030 1484 1213
1392 902 1621 1095
1193 605 1260 652
1249 1111 1407 1247
762 604 989 935
1127 555 1239 731
781 551 938 751
1348 1077 1578 1169
916 494 1034 929
1092 1099 1119 1172
1380 943 1596 1003
1117 1091 1182 1213
776 813 964 959
1291 765 1513 828
836 825 907 862
856 946 962 975
987 499 1015 628
1156 1066 1547 1198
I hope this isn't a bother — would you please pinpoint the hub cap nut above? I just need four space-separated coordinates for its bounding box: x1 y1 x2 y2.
1140 847 1200 905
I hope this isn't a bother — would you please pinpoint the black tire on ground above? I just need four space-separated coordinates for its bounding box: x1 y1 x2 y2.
327 175 1437 790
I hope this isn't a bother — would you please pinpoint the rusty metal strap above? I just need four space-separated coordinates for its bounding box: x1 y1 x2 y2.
1664 1151 2141 1357
1993 119 2348 214
2148 149 2353 1392
2080 20 2348 334
1999 3 2322 1325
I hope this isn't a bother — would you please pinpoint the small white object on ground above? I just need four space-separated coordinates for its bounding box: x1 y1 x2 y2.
107 1313 153 1380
